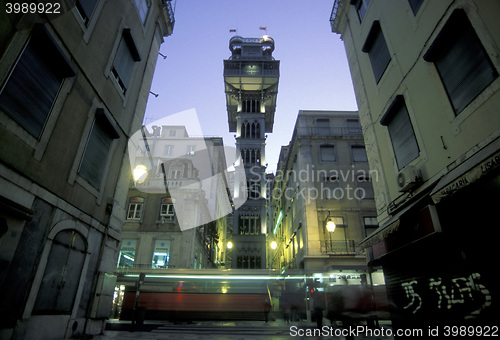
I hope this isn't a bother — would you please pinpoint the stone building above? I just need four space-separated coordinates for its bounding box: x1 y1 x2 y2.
0 1 174 338
331 0 499 326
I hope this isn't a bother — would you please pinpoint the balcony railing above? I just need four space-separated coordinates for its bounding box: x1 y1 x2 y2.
330 0 342 33
115 263 176 275
161 0 175 36
224 61 280 78
320 240 359 255
297 127 363 139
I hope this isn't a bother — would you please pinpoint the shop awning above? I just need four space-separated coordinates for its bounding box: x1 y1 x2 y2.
359 219 400 249
430 138 500 204
358 193 429 249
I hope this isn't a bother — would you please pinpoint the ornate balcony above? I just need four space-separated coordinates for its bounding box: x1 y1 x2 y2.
320 240 360 255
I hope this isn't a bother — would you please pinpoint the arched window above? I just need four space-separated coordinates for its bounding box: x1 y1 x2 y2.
32 230 87 314
241 121 250 139
254 121 260 138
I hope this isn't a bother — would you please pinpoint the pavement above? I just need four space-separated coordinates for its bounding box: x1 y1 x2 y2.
91 318 394 340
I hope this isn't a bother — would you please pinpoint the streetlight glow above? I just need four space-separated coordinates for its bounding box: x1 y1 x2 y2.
133 164 148 183
326 220 336 232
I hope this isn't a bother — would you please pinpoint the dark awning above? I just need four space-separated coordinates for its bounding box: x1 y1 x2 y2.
430 138 500 204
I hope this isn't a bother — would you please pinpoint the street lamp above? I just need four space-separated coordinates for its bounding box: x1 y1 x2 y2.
227 241 233 249
270 241 277 249
133 164 148 183
326 217 336 233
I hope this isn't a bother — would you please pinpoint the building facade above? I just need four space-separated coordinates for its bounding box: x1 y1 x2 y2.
268 111 384 317
0 1 174 338
118 125 231 273
223 36 280 269
269 110 378 273
331 0 499 327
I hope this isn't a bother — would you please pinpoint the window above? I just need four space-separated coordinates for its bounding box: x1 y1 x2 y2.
252 121 261 138
357 175 374 199
353 0 370 21
316 118 331 136
237 255 261 269
118 239 136 268
169 165 183 179
346 118 361 134
241 121 261 139
78 111 119 189
362 21 391 83
364 217 379 237
0 26 75 139
408 0 424 15
160 198 175 220
381 96 419 170
242 99 260 113
323 175 341 199
127 197 144 220
152 240 170 268
424 9 498 114
238 215 260 235
352 145 368 162
164 145 174 156
187 145 196 155
111 29 141 94
363 216 378 228
247 180 261 199
33 230 87 314
241 148 261 166
75 0 98 25
134 0 151 23
320 145 336 162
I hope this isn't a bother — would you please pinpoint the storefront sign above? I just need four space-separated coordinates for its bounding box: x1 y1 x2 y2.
432 150 500 203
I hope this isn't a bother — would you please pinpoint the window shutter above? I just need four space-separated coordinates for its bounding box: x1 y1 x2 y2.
363 21 391 83
386 102 419 170
79 113 117 188
424 10 498 114
0 25 75 138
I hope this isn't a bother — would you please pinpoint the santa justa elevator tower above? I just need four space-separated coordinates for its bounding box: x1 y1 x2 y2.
224 35 280 269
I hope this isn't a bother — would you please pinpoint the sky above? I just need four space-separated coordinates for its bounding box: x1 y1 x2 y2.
143 0 358 173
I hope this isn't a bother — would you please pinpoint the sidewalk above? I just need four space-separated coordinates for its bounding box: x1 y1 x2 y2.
92 318 394 339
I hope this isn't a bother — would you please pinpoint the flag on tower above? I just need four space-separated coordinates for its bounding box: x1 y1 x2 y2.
229 28 237 33
259 26 267 31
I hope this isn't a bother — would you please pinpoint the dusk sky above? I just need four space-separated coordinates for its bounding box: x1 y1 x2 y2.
143 0 358 172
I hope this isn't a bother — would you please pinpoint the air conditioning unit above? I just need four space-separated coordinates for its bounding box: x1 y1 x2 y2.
397 166 421 192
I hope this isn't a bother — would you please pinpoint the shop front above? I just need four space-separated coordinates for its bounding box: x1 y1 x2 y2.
362 141 499 329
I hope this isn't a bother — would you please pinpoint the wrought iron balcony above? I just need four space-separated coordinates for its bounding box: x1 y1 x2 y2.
161 0 175 36
296 126 363 139
320 240 359 255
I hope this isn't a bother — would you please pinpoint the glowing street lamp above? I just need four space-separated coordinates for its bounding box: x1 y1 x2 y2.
326 218 336 233
271 241 277 249
227 241 233 249
133 164 148 183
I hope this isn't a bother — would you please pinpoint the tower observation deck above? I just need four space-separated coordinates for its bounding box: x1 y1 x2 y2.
223 36 280 269
224 36 280 132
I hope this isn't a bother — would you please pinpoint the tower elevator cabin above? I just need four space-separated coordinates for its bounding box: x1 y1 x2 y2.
224 35 280 269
